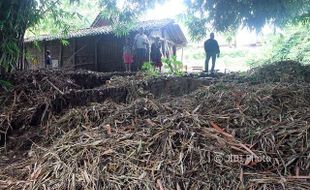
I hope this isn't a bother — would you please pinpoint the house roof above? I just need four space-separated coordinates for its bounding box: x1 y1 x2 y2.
24 19 187 46
91 14 112 27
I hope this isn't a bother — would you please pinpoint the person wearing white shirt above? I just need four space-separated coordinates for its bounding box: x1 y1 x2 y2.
134 28 149 69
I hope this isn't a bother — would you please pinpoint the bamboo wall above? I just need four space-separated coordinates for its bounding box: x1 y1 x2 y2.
24 28 177 72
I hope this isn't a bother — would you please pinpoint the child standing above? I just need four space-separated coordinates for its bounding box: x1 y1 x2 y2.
123 38 133 72
45 50 52 69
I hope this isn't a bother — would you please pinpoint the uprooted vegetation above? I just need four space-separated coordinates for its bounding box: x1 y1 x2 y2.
0 61 309 189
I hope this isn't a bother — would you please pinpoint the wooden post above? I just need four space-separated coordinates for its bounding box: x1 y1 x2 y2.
173 45 177 57
181 47 184 63
161 28 165 57
43 40 47 68
95 40 99 71
21 43 25 70
59 43 63 67
73 38 77 69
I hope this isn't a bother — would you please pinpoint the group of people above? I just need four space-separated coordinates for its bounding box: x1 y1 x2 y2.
45 30 221 74
123 27 163 72
125 30 221 74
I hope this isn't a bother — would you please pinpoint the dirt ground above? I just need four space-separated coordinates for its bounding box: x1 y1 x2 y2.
0 61 309 189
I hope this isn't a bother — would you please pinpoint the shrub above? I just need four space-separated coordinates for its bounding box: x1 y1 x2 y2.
162 56 184 76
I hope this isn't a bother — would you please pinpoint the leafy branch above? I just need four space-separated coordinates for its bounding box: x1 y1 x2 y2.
162 56 183 76
142 61 160 77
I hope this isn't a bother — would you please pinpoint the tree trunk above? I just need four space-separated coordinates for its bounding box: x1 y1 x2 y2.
0 0 35 73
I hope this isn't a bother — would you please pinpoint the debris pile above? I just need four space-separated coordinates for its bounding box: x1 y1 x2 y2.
248 60 310 83
0 70 81 144
0 61 310 189
0 69 137 144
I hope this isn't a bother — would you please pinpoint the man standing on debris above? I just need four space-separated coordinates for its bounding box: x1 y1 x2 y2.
204 33 220 74
134 27 149 70
45 50 52 69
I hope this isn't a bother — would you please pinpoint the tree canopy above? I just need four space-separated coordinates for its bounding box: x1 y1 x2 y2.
183 0 310 39
26 0 99 37
1 0 310 71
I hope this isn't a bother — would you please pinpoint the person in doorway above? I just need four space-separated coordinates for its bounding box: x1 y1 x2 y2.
134 27 149 69
204 32 220 74
123 38 134 72
151 36 163 72
45 50 52 69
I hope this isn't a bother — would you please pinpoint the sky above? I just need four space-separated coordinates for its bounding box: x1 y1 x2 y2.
141 0 186 20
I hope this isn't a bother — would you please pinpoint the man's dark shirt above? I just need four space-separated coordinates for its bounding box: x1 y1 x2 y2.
204 39 220 55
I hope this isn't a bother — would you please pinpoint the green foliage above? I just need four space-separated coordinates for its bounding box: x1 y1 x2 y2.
60 39 70 46
142 61 160 77
0 79 13 91
183 44 204 62
0 0 164 71
143 57 184 77
97 0 166 36
26 0 98 37
33 40 41 50
0 0 85 71
162 56 184 76
221 27 237 47
221 50 247 58
218 48 259 71
272 25 310 63
247 23 310 67
98 0 165 22
294 11 310 26
0 0 40 71
183 0 310 39
0 41 20 70
178 14 208 41
2 0 310 71
111 22 136 37
24 50 34 63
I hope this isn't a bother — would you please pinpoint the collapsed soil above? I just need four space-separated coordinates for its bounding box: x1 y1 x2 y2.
0 60 309 190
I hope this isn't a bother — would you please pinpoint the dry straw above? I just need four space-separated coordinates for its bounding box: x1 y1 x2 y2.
0 61 310 189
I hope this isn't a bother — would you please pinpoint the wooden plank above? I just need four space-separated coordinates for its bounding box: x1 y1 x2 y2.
192 66 203 71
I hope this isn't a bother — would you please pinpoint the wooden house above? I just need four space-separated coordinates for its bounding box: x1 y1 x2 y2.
24 18 187 72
